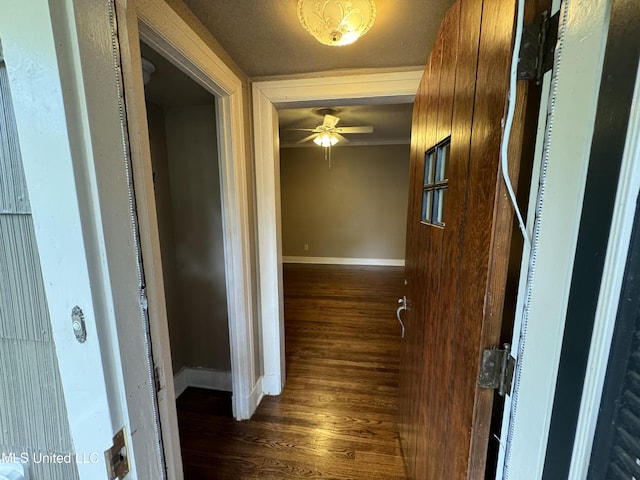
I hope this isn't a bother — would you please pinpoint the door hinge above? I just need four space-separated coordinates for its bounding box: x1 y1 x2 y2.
479 344 516 397
517 10 560 83
105 427 130 480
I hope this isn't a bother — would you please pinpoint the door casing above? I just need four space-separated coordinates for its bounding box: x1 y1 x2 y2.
498 1 614 477
116 0 257 476
252 70 422 395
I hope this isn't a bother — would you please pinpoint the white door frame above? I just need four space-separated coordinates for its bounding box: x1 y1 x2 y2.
133 0 257 419
252 70 422 394
496 0 612 477
116 0 257 476
137 0 257 427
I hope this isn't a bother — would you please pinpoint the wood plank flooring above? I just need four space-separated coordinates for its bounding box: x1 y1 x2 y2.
177 263 408 479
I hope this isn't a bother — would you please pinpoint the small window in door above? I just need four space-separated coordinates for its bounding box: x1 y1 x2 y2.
421 138 450 226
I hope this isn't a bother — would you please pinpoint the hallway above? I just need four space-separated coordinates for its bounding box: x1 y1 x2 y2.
177 264 407 479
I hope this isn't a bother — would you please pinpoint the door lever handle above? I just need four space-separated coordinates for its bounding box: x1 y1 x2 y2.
396 296 407 338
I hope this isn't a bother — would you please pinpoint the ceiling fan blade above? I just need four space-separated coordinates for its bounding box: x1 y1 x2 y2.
334 133 349 143
297 133 319 144
323 114 340 128
286 128 318 132
336 126 374 134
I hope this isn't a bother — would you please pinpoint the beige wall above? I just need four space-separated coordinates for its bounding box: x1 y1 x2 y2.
146 102 186 373
165 0 262 375
147 102 230 373
280 144 410 261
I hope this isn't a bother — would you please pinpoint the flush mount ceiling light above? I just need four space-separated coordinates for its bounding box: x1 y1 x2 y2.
297 0 376 47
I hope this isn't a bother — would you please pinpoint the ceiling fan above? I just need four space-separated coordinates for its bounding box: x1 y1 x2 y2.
290 108 374 147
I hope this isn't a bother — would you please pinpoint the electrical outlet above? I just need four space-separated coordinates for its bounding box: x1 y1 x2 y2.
304 244 309 251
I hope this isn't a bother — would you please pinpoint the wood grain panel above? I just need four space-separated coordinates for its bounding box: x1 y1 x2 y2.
399 0 541 477
435 0 460 145
417 2 467 478
444 0 517 477
401 3 445 478
412 30 445 479
398 48 431 476
470 82 526 479
472 1 552 474
178 264 407 479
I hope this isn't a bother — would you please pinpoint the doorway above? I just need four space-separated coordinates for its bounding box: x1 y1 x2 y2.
140 42 232 397
114 2 257 476
252 71 423 397
277 103 413 266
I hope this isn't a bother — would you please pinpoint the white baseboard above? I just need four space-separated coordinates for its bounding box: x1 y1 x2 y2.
174 369 266 420
282 256 405 266
173 368 190 398
174 367 232 398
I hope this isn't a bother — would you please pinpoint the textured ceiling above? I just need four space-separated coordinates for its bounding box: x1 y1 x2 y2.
182 0 455 78
141 1 456 141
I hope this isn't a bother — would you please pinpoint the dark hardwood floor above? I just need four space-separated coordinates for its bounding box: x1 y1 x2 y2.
177 263 407 479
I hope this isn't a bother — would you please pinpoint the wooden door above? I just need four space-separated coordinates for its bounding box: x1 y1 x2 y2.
399 0 541 477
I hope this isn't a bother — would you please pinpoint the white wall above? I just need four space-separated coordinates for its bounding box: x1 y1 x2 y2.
0 57 80 480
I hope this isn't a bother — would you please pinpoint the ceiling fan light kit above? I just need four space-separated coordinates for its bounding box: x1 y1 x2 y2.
286 109 375 168
297 0 376 46
313 133 339 147
288 108 374 151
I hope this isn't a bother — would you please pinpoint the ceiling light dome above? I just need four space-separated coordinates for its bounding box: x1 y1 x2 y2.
297 0 376 47
141 57 155 85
